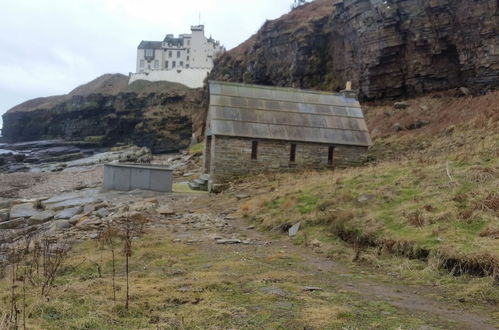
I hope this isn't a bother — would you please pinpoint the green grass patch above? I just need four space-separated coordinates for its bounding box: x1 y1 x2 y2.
188 142 204 156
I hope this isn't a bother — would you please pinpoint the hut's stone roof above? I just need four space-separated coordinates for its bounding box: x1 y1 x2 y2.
206 81 372 147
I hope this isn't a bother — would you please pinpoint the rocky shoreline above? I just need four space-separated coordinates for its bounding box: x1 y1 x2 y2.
0 140 152 173
0 144 202 248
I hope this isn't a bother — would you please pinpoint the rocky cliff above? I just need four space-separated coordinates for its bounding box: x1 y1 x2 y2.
2 74 206 153
210 0 499 100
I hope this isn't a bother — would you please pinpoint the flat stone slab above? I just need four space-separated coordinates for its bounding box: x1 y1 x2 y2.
42 189 101 205
29 210 56 224
10 203 41 219
55 207 83 220
45 197 100 211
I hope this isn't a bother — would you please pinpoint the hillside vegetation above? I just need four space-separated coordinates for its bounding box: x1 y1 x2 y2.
235 91 499 305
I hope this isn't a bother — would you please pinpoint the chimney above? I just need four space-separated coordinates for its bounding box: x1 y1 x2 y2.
341 80 357 99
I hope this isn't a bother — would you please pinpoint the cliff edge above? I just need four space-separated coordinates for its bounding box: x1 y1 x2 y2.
210 0 499 100
2 74 206 153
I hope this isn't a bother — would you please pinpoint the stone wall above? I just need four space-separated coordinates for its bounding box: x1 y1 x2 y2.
129 68 210 89
207 135 368 182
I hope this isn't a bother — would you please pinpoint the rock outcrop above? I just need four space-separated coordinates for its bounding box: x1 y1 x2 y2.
210 0 499 100
2 74 206 153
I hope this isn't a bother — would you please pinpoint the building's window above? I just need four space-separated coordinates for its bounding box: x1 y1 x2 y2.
186 64 190 68
169 51 172 58
145 49 154 57
139 60 144 68
177 51 181 58
290 144 296 162
180 61 184 67
328 146 335 166
165 61 169 69
187 49 190 54
187 40 190 46
172 61 176 68
186 56 189 61
251 141 258 160
154 60 159 69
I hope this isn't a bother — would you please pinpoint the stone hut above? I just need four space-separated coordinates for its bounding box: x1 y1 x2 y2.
201 81 372 190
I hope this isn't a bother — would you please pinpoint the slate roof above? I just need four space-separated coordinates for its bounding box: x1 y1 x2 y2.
137 41 162 49
163 36 184 47
206 81 372 147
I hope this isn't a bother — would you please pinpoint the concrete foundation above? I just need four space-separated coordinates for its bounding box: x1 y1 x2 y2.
104 163 173 192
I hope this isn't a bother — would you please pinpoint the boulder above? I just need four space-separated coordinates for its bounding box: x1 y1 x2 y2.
357 194 376 203
28 210 55 224
69 214 84 225
0 209 9 222
50 220 71 231
394 102 409 109
288 222 301 237
157 207 175 216
459 87 471 96
95 208 110 218
83 204 96 214
407 120 430 130
76 217 104 231
393 123 402 132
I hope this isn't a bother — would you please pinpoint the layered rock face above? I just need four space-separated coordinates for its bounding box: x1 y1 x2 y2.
2 75 206 153
210 0 499 100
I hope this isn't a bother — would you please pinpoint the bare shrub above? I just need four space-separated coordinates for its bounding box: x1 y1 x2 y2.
407 210 426 227
458 209 474 221
100 222 120 305
25 236 70 297
479 226 499 239
114 212 148 310
474 193 499 213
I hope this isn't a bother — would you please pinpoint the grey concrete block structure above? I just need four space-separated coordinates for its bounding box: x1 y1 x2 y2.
203 81 372 189
104 163 173 192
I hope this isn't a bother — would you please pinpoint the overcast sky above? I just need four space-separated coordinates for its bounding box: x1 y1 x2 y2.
0 0 295 129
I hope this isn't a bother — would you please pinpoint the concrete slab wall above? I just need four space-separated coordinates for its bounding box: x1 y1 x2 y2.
104 163 173 192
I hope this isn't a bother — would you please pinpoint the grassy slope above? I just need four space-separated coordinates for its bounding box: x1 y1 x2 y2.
0 229 447 329
235 92 499 307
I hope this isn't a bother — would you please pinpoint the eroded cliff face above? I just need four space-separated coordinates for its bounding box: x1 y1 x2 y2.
2 75 206 153
210 0 499 100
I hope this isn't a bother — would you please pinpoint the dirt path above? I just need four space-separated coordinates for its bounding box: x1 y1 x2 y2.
167 193 499 330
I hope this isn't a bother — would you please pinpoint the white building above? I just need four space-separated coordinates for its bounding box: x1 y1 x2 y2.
129 25 224 88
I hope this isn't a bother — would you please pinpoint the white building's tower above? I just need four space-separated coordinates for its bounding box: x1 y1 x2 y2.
131 25 224 88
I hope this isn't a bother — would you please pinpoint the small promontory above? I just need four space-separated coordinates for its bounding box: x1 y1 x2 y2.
2 74 206 153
